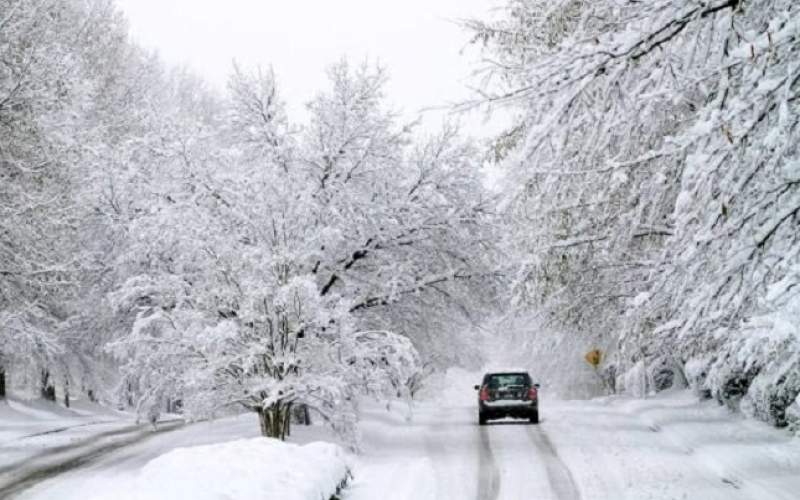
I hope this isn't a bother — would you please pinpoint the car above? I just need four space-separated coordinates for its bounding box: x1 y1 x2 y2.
474 371 539 425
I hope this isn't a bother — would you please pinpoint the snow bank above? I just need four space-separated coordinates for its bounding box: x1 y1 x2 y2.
544 391 800 499
100 438 350 500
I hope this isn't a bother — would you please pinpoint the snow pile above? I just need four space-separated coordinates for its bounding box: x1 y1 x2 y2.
101 438 350 500
545 391 800 499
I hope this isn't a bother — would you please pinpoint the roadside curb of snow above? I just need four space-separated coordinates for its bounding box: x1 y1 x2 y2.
99 438 353 500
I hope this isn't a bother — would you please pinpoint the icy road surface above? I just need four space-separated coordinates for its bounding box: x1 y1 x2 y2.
7 390 800 500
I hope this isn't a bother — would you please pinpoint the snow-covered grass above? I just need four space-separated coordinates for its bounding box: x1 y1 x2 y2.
101 438 350 500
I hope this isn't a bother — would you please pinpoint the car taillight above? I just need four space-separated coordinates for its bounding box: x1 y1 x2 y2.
479 386 490 401
528 387 538 400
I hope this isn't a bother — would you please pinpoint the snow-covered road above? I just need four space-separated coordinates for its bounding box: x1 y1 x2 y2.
347 390 800 500
6 387 800 500
345 401 580 500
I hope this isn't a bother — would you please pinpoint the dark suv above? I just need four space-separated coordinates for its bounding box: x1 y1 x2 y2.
474 371 539 425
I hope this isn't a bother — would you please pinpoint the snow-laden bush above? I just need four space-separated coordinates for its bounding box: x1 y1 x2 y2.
684 356 712 395
787 395 800 434
742 359 800 428
621 361 647 398
678 285 800 426
648 357 689 392
730 297 800 426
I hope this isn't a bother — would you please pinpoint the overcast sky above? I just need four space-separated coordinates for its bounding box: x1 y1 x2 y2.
116 0 508 137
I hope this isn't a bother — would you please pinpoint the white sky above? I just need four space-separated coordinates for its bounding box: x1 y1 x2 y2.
116 0 508 137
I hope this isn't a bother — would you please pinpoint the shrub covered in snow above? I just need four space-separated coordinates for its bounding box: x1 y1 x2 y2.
718 309 800 427
788 395 800 434
621 361 648 398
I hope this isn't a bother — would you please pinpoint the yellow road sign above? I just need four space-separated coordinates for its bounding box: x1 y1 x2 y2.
584 349 602 367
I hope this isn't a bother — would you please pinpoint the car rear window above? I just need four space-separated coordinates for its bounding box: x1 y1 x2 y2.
484 373 530 387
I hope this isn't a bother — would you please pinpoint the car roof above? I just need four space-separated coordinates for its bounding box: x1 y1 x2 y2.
483 371 530 376
483 366 529 373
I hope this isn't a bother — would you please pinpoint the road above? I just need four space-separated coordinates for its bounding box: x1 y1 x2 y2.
476 420 579 500
345 392 800 500
6 390 800 500
344 401 580 500
0 420 184 499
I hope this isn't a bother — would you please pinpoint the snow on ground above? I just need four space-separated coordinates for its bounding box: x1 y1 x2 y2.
346 370 800 500
11 413 341 500
344 402 450 500
101 438 349 500
545 391 800 500
0 397 128 443
0 397 135 470
4 370 800 500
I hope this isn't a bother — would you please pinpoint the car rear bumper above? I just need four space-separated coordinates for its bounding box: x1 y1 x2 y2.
480 400 537 419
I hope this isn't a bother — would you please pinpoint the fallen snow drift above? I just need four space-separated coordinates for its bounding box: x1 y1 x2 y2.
101 438 350 500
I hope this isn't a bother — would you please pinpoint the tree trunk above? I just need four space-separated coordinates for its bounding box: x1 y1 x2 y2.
283 403 292 437
291 403 311 425
40 369 56 402
0 365 6 400
257 402 291 440
63 377 70 408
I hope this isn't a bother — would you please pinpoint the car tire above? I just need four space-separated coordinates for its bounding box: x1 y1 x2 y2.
479 413 487 426
529 410 539 424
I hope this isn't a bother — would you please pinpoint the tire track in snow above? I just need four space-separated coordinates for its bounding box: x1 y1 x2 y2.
0 423 144 476
3 420 118 444
477 427 500 500
526 425 581 500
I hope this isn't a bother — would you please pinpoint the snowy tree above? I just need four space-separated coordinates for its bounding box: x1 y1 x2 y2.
469 0 799 424
109 60 499 441
0 0 499 438
465 0 688 380
0 0 118 400
301 61 501 363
